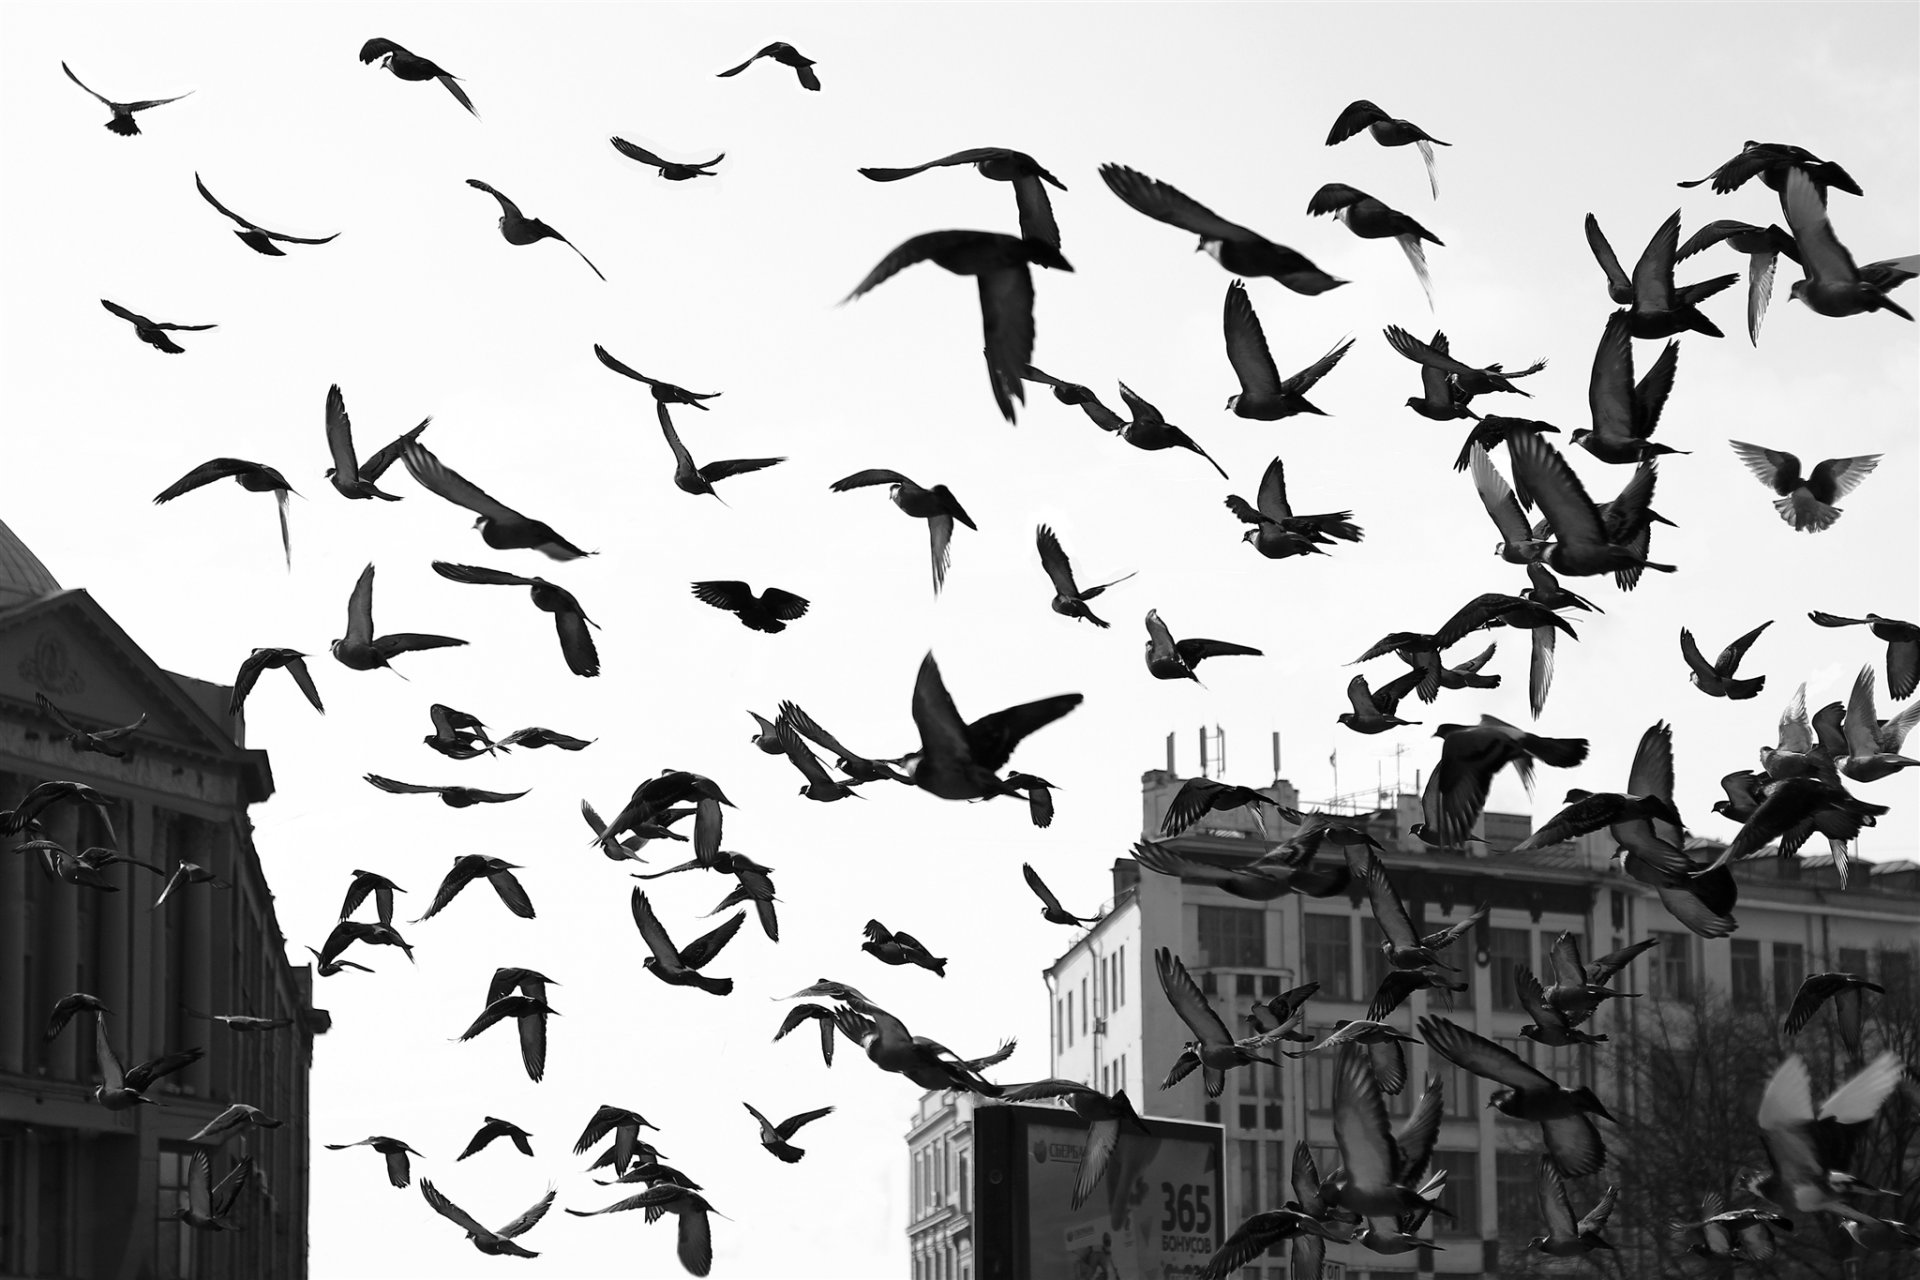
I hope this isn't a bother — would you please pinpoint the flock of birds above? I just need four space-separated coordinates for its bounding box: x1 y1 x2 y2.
16 30 1918 1279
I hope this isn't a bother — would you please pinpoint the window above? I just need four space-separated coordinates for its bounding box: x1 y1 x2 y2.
1055 999 1062 1053
1434 1055 1477 1117
1430 1150 1479 1234
1730 939 1764 1009
1837 947 1870 979
1237 1139 1259 1216
1117 946 1125 1007
1302 1029 1338 1113
1239 1104 1257 1131
1303 916 1351 1001
1081 979 1088 1035
1772 942 1805 1008
958 1155 969 1212
1265 1141 1286 1213
1650 931 1694 1000
1199 906 1267 968
1065 992 1073 1047
1489 928 1531 1012
158 1147 196 1277
1535 1041 1593 1089
1881 949 1913 999
1495 1152 1537 1236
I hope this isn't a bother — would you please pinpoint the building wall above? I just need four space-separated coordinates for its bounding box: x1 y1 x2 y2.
0 587 323 1280
1024 770 1920 1280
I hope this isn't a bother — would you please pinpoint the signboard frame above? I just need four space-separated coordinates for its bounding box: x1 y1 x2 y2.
972 1101 1224 1280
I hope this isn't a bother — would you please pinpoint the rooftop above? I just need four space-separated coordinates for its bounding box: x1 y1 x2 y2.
0 516 61 608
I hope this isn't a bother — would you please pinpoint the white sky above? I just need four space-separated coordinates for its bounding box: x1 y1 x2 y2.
3 3 1916 1276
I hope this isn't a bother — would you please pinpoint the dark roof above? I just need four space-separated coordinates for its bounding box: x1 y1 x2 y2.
0 517 60 608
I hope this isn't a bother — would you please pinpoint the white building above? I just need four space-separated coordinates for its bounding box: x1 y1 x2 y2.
1030 767 1920 1280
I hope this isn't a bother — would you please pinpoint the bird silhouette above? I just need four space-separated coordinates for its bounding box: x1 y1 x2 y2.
843 231 1072 423
1325 100 1450 196
359 39 477 115
402 440 594 559
193 174 338 256
611 137 724 180
61 61 192 135
1102 163 1344 294
153 458 297 569
330 564 468 676
860 148 1066 249
716 41 820 90
467 179 605 280
431 561 602 677
1221 280 1354 419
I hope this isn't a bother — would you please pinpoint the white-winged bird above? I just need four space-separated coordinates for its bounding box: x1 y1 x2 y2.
1836 664 1920 783
842 231 1072 424
358 39 477 115
1676 219 1803 344
169 1151 252 1232
1307 183 1443 307
1729 440 1880 533
1325 100 1449 196
431 561 601 676
1749 1052 1904 1222
61 61 191 135
153 458 297 569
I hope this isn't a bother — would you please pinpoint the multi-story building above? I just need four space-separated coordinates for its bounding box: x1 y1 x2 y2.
905 1089 980 1280
0 518 328 1279
1032 766 1920 1280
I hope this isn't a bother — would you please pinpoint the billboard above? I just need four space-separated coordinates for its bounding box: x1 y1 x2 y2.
973 1103 1223 1280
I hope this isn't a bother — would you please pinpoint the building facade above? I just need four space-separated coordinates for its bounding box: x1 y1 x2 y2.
905 1089 979 1280
1032 767 1920 1280
0 519 327 1279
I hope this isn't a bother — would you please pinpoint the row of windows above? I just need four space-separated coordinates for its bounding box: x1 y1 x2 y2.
911 1137 968 1220
1055 945 1128 1052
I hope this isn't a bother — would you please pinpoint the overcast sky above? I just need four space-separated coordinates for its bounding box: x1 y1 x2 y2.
3 2 1916 1276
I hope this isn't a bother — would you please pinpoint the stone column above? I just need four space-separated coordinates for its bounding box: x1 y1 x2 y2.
185 818 214 1096
0 810 24 1074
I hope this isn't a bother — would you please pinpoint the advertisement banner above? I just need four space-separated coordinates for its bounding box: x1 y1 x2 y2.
1022 1120 1222 1280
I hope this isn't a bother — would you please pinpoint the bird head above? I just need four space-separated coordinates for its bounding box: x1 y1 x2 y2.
1564 788 1593 802
1486 1087 1516 1112
1432 724 1467 739
1568 428 1593 445
1788 280 1812 308
472 516 489 531
1525 1235 1551 1254
1224 393 1241 413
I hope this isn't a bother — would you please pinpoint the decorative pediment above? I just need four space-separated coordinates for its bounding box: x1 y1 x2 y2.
0 590 241 760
